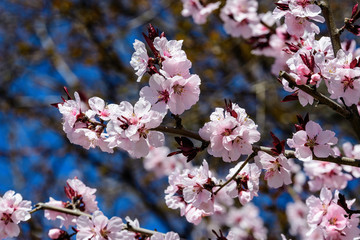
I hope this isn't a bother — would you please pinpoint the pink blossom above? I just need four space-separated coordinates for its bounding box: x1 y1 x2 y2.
286 201 309 237
153 37 187 61
220 0 259 38
167 74 201 115
273 0 325 37
44 178 98 229
164 160 221 224
48 229 68 239
86 97 116 121
199 103 260 162
130 39 149 82
287 120 338 161
66 178 98 213
151 231 180 240
342 142 360 177
106 98 165 158
226 204 268 239
328 68 360 106
76 211 124 240
225 163 261 205
255 152 292 188
57 92 113 153
0 191 32 239
58 91 83 130
44 197 77 228
143 146 188 178
322 204 347 233
304 160 352 191
181 0 220 24
305 188 360 238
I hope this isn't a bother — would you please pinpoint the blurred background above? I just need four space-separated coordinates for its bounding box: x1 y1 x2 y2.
0 0 359 239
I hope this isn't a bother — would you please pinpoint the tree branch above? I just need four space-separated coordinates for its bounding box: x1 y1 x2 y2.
29 203 163 237
153 124 360 167
320 0 341 54
279 71 360 140
214 152 256 195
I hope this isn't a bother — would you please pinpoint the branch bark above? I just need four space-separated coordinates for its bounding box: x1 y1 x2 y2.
279 71 360 140
320 0 341 54
153 124 360 167
29 203 162 237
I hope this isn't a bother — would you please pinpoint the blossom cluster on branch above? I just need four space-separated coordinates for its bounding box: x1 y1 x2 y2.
3 0 360 239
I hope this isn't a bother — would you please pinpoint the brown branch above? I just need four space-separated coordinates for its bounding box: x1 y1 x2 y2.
252 145 360 167
153 125 205 142
29 203 163 237
279 71 360 140
320 0 341 54
153 124 360 167
214 152 256 195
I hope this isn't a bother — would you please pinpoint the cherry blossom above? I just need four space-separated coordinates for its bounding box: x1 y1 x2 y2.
0 191 32 239
106 98 165 158
164 160 221 224
255 151 292 188
273 0 325 37
199 102 260 162
153 37 187 61
226 204 268 240
225 163 261 205
304 160 352 192
143 146 189 178
287 120 338 161
151 231 180 240
44 178 98 228
181 0 220 25
306 188 360 239
286 200 309 238
220 0 259 38
342 142 360 177
130 39 149 82
76 211 124 240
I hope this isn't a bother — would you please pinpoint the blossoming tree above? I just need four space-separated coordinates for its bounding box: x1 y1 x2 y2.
2 0 360 239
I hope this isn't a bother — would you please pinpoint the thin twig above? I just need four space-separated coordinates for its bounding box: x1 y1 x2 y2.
279 71 360 140
29 203 163 237
153 124 360 167
214 152 256 195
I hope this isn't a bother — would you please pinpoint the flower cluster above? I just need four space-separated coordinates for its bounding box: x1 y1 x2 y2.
225 162 261 205
199 100 260 162
55 91 165 158
273 0 325 37
0 191 32 239
143 146 189 178
131 24 201 115
105 98 165 158
225 204 268 240
306 188 360 239
45 178 98 228
304 160 352 192
41 178 181 240
164 160 220 225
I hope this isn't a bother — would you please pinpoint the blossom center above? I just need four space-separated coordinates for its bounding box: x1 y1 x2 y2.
305 136 318 148
1 213 12 225
173 84 185 95
156 90 170 103
296 0 310 8
341 76 355 91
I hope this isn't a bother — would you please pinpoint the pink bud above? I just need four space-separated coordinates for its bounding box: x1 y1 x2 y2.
310 73 321 85
48 229 64 239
